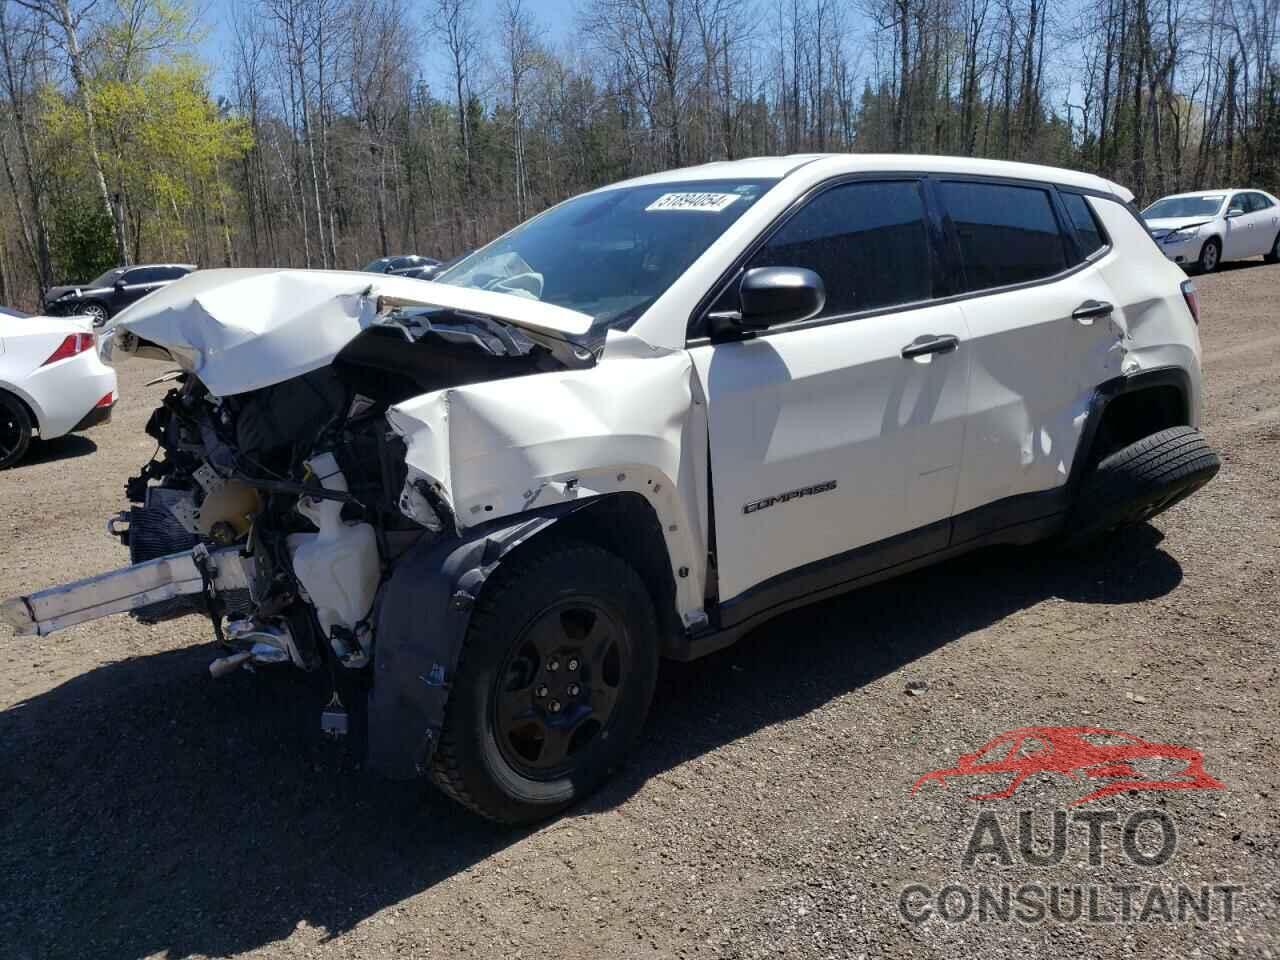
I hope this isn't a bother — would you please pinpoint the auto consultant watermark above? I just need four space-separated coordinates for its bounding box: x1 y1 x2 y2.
900 726 1242 926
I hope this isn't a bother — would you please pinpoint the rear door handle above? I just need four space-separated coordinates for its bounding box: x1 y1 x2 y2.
901 334 960 359
1072 300 1114 324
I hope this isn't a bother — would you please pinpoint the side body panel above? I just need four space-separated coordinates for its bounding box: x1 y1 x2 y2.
387 333 710 621
1089 197 1203 425
1248 193 1279 255
689 303 970 603
954 262 1123 515
1222 194 1253 260
957 192 1201 516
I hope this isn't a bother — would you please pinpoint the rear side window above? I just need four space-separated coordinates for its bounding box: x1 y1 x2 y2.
746 179 932 318
158 267 188 280
940 181 1069 292
1061 193 1108 258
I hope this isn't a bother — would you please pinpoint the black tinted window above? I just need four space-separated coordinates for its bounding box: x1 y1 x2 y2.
941 181 1069 291
1249 193 1273 212
746 180 932 318
1061 193 1107 258
159 267 188 280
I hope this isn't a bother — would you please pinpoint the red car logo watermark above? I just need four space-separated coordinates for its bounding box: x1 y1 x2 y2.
912 726 1225 805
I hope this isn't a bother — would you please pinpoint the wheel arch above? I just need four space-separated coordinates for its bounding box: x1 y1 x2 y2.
366 491 683 781
0 382 46 435
1073 367 1192 482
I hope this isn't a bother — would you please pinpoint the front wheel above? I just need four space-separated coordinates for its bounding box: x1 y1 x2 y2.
1196 238 1221 273
430 539 659 824
0 392 33 469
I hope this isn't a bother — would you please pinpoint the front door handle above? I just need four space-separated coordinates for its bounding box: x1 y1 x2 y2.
1072 300 1114 324
901 334 960 359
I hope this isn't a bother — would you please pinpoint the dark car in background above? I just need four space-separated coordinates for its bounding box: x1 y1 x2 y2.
362 255 442 279
43 263 196 327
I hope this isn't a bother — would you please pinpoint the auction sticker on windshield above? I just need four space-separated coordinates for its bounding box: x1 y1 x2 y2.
645 192 741 212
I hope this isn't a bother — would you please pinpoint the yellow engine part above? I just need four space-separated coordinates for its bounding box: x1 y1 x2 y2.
196 481 262 540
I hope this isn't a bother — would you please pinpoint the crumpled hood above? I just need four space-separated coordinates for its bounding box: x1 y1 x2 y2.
1144 216 1214 235
106 268 595 396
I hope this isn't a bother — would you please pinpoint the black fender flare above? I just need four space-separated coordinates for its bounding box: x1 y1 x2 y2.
1068 365 1192 495
365 500 590 780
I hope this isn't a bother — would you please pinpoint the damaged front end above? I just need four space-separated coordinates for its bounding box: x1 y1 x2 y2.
2 268 619 774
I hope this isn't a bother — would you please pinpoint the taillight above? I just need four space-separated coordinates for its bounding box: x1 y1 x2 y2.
1180 279 1200 324
94 391 114 408
40 332 94 366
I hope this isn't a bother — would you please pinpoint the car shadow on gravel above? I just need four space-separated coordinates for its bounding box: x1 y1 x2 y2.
1214 257 1273 273
12 434 98 467
0 524 1181 958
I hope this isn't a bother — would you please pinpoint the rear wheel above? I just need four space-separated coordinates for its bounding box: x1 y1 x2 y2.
1196 238 1221 273
0 392 33 469
1065 426 1220 548
430 539 659 824
1265 232 1280 264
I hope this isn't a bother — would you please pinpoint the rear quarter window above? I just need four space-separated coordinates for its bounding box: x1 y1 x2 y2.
940 180 1070 292
1061 192 1109 259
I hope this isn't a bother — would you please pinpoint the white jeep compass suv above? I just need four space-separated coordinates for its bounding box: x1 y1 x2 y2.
4 154 1219 823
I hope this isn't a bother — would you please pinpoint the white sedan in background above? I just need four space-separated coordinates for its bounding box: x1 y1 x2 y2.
0 306 118 468
1142 189 1280 272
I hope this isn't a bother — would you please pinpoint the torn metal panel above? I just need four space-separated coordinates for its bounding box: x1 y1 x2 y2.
106 268 595 397
1090 200 1204 424
0 545 253 637
386 332 709 617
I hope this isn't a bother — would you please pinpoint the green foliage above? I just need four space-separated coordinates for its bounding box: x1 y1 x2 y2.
49 197 116 283
36 59 252 261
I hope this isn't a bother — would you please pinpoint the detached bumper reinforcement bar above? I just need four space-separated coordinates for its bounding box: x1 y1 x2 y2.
0 546 252 637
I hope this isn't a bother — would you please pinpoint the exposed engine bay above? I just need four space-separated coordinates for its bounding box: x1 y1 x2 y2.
1 268 708 784
111 305 571 677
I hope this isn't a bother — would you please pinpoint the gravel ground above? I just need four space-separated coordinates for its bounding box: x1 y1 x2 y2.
1 261 1277 959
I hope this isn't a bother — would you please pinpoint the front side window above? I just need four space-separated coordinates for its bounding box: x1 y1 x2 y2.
435 178 777 330
1061 192 1108 258
87 268 125 289
743 179 933 319
1248 193 1273 212
941 180 1069 292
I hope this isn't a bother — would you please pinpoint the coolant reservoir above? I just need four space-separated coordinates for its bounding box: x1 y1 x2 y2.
288 452 380 654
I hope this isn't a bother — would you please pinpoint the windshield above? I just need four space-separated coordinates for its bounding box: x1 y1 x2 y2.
1143 196 1225 219
87 268 124 288
433 179 777 328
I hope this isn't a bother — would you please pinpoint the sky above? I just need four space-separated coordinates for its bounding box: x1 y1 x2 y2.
198 0 582 98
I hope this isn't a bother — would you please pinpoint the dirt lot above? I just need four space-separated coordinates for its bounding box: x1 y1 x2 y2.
2 262 1278 960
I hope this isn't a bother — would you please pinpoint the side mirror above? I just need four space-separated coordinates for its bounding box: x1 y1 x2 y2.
113 279 125 290
733 267 826 331
1226 207 1245 219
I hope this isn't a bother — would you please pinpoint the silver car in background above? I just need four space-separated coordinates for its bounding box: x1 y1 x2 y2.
1142 189 1280 272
